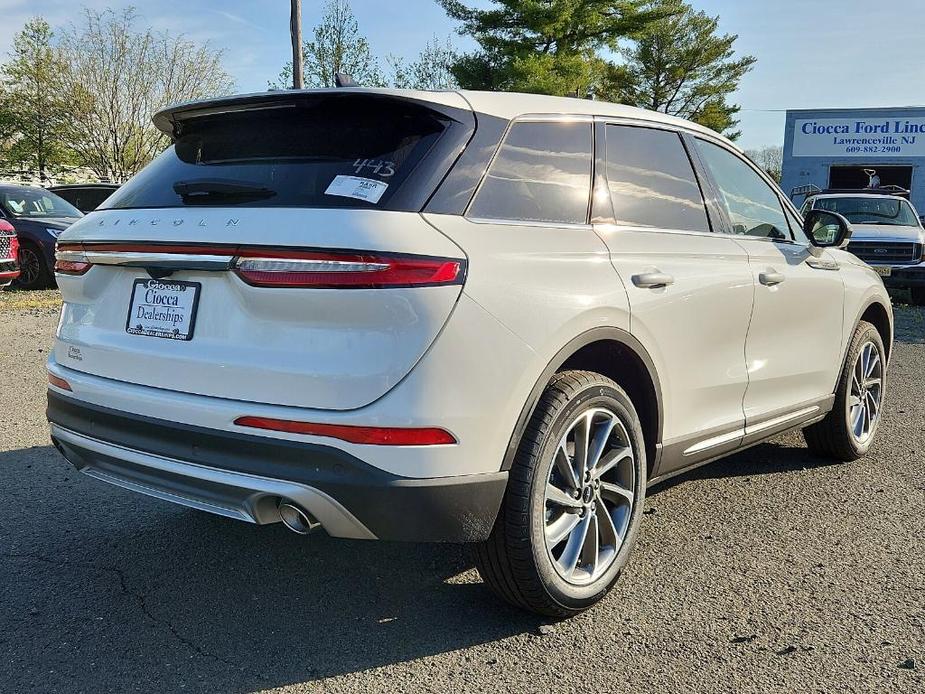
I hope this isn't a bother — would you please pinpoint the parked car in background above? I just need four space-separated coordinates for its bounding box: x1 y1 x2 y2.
0 184 82 289
47 89 893 617
47 183 120 213
0 219 19 287
800 189 925 305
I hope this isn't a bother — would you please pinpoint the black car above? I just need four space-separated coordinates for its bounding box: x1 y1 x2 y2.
0 184 82 289
47 183 119 213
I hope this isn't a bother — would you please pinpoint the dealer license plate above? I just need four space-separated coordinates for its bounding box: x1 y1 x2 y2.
872 266 892 277
125 278 201 341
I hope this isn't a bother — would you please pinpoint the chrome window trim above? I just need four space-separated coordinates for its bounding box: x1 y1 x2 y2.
592 222 717 240
469 216 594 231
515 113 595 123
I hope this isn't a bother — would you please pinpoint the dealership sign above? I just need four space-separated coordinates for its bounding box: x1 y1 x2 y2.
793 118 925 157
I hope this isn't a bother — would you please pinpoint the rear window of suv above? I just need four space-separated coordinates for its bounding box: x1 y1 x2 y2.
102 96 453 211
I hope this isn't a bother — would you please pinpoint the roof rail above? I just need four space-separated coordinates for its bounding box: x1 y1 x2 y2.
789 184 822 201
790 184 911 201
819 186 910 198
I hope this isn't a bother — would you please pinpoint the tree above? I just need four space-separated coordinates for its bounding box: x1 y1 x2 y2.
618 0 755 139
745 145 783 183
438 0 668 97
58 8 234 181
0 18 71 180
388 36 458 90
272 0 383 89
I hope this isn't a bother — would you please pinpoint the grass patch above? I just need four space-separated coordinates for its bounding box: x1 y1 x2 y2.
0 288 61 312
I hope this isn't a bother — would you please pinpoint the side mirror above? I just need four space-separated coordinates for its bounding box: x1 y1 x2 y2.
919 215 925 227
803 210 853 249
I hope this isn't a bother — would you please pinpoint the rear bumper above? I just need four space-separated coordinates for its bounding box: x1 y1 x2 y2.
47 392 507 542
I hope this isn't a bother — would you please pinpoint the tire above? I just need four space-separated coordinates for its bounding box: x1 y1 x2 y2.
803 320 886 461
474 370 647 617
910 287 925 307
15 241 51 290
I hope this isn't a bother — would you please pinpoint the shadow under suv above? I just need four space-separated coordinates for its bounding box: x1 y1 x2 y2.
47 89 893 616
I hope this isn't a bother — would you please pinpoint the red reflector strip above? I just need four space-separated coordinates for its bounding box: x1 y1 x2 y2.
234 416 457 446
48 373 72 391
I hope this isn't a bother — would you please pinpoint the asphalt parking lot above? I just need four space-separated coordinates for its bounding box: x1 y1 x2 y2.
1 290 923 694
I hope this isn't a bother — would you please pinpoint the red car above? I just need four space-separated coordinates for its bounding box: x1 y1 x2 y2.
0 219 20 287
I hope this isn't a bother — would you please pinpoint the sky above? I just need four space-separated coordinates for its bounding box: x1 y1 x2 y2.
1 0 924 150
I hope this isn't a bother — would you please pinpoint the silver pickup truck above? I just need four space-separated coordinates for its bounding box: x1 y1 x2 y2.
800 189 925 305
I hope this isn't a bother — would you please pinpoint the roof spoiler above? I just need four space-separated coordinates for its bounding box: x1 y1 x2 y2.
152 89 471 141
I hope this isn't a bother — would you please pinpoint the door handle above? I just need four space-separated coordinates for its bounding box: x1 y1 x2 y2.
631 272 675 289
759 271 786 286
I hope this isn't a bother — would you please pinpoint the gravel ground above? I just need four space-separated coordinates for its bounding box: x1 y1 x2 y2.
1 293 923 694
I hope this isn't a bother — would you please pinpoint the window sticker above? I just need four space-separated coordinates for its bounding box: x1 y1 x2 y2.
324 175 389 204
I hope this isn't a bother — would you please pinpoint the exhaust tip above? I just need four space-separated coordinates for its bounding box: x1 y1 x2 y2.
278 501 320 535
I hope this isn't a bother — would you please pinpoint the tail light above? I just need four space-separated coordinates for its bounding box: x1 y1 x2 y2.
234 416 457 446
233 250 463 288
53 243 466 287
54 247 92 276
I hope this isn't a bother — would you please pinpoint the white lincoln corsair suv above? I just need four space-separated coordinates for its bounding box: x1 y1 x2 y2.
47 89 892 616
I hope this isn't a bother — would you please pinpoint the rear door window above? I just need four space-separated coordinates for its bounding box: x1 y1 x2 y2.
102 96 453 210
467 121 593 225
603 125 709 232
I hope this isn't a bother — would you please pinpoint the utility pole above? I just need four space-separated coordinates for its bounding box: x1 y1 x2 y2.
290 0 304 89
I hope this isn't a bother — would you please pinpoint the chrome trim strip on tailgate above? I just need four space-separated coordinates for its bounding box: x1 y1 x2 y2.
82 251 234 270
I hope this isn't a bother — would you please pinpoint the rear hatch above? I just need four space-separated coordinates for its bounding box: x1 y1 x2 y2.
54 91 474 410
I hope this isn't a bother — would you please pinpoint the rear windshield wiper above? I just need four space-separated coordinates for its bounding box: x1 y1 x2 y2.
172 179 277 201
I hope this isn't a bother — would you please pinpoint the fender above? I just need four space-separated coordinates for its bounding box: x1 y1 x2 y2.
837 294 894 384
500 326 664 472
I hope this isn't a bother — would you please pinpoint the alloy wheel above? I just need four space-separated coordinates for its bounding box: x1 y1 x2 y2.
543 407 635 585
18 246 41 287
848 341 883 444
